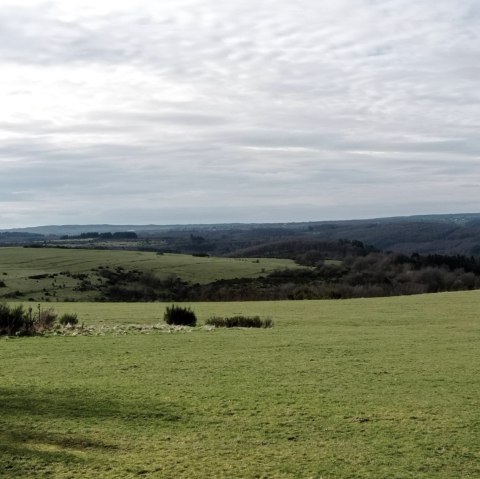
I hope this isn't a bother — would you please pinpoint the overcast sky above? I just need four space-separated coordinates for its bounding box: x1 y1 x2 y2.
1 0 479 227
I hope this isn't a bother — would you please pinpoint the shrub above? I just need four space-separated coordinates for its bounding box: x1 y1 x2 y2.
58 313 79 326
205 315 273 328
164 304 197 326
0 303 32 336
262 317 273 328
35 308 57 332
0 303 80 336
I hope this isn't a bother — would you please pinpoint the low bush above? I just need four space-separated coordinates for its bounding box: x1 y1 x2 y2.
59 313 79 326
164 304 197 326
0 303 80 336
205 315 273 328
36 308 58 332
0 303 32 336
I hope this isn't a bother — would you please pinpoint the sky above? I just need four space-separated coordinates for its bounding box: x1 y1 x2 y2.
1 0 480 227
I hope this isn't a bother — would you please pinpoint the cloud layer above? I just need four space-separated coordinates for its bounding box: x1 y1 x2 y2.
1 0 479 227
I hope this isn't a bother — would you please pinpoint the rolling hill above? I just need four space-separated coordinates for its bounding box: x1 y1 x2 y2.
2 213 480 256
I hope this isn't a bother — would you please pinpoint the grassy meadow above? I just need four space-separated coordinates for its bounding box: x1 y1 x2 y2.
2 292 480 478
0 247 300 301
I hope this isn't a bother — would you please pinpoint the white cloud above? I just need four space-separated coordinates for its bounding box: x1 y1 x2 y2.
0 0 479 227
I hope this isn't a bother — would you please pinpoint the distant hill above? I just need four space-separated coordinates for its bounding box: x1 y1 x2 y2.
2 213 480 256
303 218 480 256
0 224 175 236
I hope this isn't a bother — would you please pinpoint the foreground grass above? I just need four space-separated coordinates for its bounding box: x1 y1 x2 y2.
0 247 299 301
2 292 480 478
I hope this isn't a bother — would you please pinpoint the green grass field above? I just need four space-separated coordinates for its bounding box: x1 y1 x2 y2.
2 292 480 478
0 247 300 301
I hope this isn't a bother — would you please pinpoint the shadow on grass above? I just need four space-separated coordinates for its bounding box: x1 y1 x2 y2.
0 386 186 423
0 386 188 474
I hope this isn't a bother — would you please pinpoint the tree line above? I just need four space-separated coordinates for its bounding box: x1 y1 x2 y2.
92 249 480 302
60 232 138 240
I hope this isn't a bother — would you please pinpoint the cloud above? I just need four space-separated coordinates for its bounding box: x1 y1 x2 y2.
0 0 479 227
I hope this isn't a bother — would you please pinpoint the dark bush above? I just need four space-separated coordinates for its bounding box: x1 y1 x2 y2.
0 303 32 336
205 315 273 328
0 303 80 335
164 304 197 326
28 274 49 279
4 290 23 298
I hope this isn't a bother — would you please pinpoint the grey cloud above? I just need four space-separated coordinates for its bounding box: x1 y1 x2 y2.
89 110 231 127
0 7 132 65
1 0 480 226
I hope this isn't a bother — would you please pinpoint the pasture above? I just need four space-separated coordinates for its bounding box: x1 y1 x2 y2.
2 292 480 477
0 247 299 301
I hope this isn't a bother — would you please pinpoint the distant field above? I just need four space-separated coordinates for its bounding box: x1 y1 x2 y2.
2 292 480 478
0 247 300 301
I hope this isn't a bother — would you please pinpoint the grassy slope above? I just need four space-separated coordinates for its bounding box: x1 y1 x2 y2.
0 247 300 301
2 292 480 478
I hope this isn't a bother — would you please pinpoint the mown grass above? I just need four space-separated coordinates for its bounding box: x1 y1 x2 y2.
2 292 480 478
0 247 299 301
